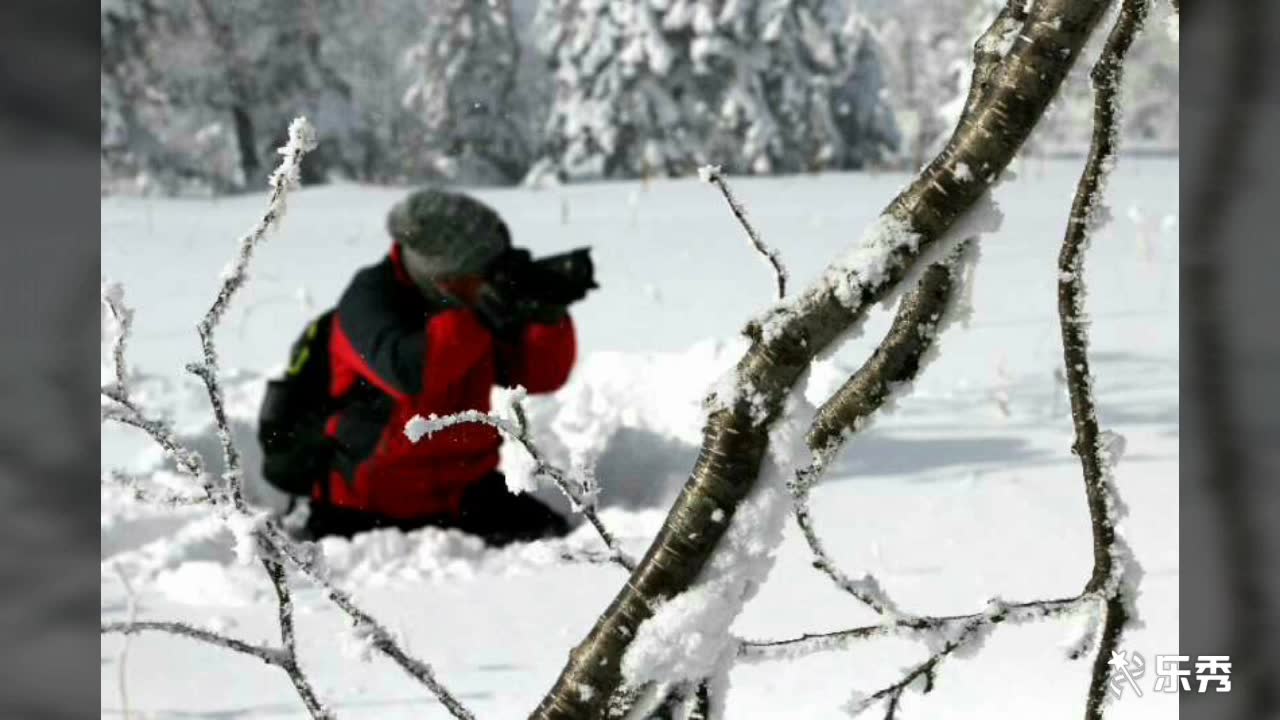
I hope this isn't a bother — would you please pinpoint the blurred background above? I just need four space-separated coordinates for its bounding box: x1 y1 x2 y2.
99 0 1178 196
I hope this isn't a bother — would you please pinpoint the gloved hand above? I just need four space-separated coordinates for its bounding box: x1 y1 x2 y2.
473 282 566 336
474 247 567 335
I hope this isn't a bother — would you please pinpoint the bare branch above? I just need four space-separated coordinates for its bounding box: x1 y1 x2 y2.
533 2 1118 715
100 403 207 483
101 118 476 720
257 522 477 720
261 557 333 719
700 164 787 300
104 470 209 508
1056 1 1152 716
790 244 973 617
737 594 1086 663
102 620 285 666
101 280 136 403
406 404 637 571
185 117 317 511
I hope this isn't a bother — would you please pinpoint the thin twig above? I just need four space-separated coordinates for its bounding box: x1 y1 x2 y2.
102 620 285 666
737 594 1087 663
112 565 138 720
1056 1 1151 717
105 470 209 508
101 118 476 720
700 165 787 300
261 556 332 719
406 407 637 571
791 245 972 617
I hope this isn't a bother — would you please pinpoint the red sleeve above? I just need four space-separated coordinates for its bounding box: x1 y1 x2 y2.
503 315 576 394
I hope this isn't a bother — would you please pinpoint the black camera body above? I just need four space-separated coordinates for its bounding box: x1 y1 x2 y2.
488 246 598 307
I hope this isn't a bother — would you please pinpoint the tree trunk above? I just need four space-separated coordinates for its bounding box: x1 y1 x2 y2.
232 105 260 185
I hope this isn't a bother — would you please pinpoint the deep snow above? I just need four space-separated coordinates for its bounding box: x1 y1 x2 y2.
101 156 1177 718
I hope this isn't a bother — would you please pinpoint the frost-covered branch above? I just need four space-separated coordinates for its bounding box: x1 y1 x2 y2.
699 164 787 300
104 470 209 508
533 2 1117 715
101 118 475 720
102 620 285 667
736 594 1086 663
959 0 1030 124
262 557 332 719
185 116 317 512
1056 1 1151 717
101 281 136 405
791 244 975 617
256 523 476 720
405 395 636 571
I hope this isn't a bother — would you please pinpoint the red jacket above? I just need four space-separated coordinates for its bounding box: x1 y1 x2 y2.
317 244 576 519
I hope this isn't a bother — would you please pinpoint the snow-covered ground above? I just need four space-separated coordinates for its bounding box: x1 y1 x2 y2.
101 156 1178 719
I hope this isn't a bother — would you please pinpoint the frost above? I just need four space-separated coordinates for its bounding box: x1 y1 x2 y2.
341 621 377 663
954 162 973 181
1060 601 1103 659
622 391 813 686
697 164 721 183
223 509 267 565
826 215 921 310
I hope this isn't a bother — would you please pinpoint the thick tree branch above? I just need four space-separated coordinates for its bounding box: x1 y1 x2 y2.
532 2 1116 716
1057 1 1151 717
700 165 787 300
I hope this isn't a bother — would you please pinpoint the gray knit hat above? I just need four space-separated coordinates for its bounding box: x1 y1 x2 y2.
387 188 511 281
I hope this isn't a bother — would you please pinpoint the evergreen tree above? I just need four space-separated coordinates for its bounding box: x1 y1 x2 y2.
532 0 898 182
402 0 532 184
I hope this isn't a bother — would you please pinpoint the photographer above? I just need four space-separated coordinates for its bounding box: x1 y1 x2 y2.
300 188 583 543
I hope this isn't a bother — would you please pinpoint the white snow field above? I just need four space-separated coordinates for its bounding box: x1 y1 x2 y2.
101 156 1178 719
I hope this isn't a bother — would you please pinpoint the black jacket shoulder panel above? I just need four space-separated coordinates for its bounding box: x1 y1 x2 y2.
335 257 430 396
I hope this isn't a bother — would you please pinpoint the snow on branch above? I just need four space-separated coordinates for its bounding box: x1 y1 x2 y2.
101 118 476 720
959 0 1030 126
186 116 317 511
101 280 135 404
738 594 1088 664
790 240 980 618
533 1 1120 714
1056 1 1151 716
104 470 209 508
405 388 637 571
103 620 287 667
735 3 1153 716
699 164 788 300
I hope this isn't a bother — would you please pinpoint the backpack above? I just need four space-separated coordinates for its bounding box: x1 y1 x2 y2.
257 309 338 495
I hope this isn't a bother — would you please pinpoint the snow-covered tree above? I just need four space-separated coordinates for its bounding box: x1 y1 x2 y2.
101 0 363 194
531 0 898 182
402 0 533 183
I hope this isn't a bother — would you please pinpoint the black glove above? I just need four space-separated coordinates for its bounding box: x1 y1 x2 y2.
474 285 566 336
474 248 567 335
